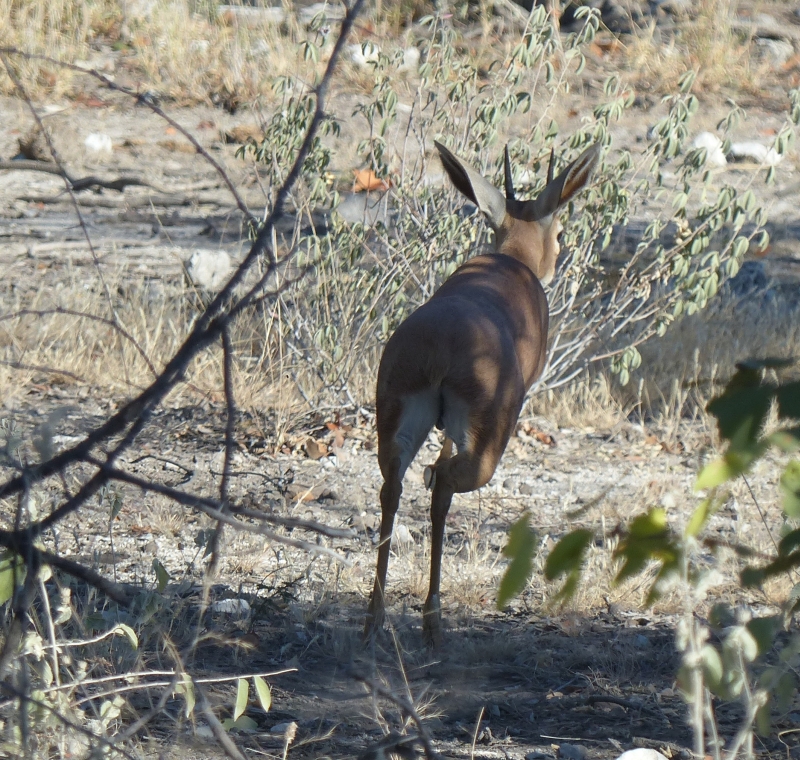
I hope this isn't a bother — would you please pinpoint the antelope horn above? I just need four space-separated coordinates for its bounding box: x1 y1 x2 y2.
504 145 515 200
547 147 555 184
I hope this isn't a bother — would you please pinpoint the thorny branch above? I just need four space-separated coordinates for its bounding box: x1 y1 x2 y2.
0 0 365 595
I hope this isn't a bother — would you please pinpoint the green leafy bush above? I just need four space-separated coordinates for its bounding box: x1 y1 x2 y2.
237 8 799 404
501 360 800 751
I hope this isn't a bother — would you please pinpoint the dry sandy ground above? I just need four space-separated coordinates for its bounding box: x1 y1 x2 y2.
0 60 799 759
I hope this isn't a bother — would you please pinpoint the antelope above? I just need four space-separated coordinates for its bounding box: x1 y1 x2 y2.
363 138 600 647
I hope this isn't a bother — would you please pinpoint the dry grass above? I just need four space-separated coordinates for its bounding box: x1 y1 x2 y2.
622 0 763 94
0 0 307 102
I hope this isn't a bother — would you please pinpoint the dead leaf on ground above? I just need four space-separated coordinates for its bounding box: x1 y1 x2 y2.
74 93 108 108
517 421 556 447
222 125 263 144
286 483 332 502
158 139 196 154
353 168 391 192
304 437 328 460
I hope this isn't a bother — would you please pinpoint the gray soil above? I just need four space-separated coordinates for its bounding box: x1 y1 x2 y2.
1 16 800 758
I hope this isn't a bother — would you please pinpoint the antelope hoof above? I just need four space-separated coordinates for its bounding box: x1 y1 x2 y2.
422 595 443 648
423 465 436 490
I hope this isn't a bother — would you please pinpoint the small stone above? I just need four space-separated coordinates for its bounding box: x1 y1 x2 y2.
558 743 588 760
729 140 782 166
691 132 726 167
394 523 413 546
502 478 515 490
84 132 113 156
519 483 535 496
186 249 232 291
634 633 651 648
755 38 794 67
211 598 251 618
615 750 669 760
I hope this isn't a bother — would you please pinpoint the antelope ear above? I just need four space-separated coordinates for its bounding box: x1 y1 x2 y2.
533 143 600 219
435 141 506 230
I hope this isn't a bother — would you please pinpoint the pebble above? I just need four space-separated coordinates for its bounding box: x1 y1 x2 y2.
558 743 588 760
729 141 782 166
691 132 727 167
615 750 669 760
186 249 232 291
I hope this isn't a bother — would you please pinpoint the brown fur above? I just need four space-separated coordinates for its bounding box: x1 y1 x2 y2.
364 140 600 646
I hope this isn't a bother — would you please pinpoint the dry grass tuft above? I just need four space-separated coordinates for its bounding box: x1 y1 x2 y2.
0 0 305 102
622 0 762 94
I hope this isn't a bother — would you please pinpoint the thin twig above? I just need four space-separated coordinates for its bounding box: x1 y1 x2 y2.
0 0 365 507
0 49 256 225
353 674 441 760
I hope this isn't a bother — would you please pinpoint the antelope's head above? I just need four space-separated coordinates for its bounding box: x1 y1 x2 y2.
434 140 600 285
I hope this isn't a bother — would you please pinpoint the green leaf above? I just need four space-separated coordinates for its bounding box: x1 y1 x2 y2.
769 428 800 453
234 678 249 722
254 677 272 714
175 674 195 718
613 509 679 587
0 552 25 606
543 529 594 581
743 550 800 586
685 497 714 537
153 559 170 593
777 672 797 711
781 461 800 517
630 508 668 537
701 644 723 692
741 566 765 587
779 528 800 556
497 513 538 608
746 616 780 656
755 697 771 736
695 446 765 489
222 716 258 732
112 624 138 650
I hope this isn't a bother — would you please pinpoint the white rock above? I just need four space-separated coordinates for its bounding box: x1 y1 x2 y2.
730 140 782 166
349 41 380 67
211 598 251 617
186 249 232 291
400 46 420 72
394 523 413 546
615 750 669 760
692 131 727 167
84 133 113 155
270 720 298 734
756 38 794 67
